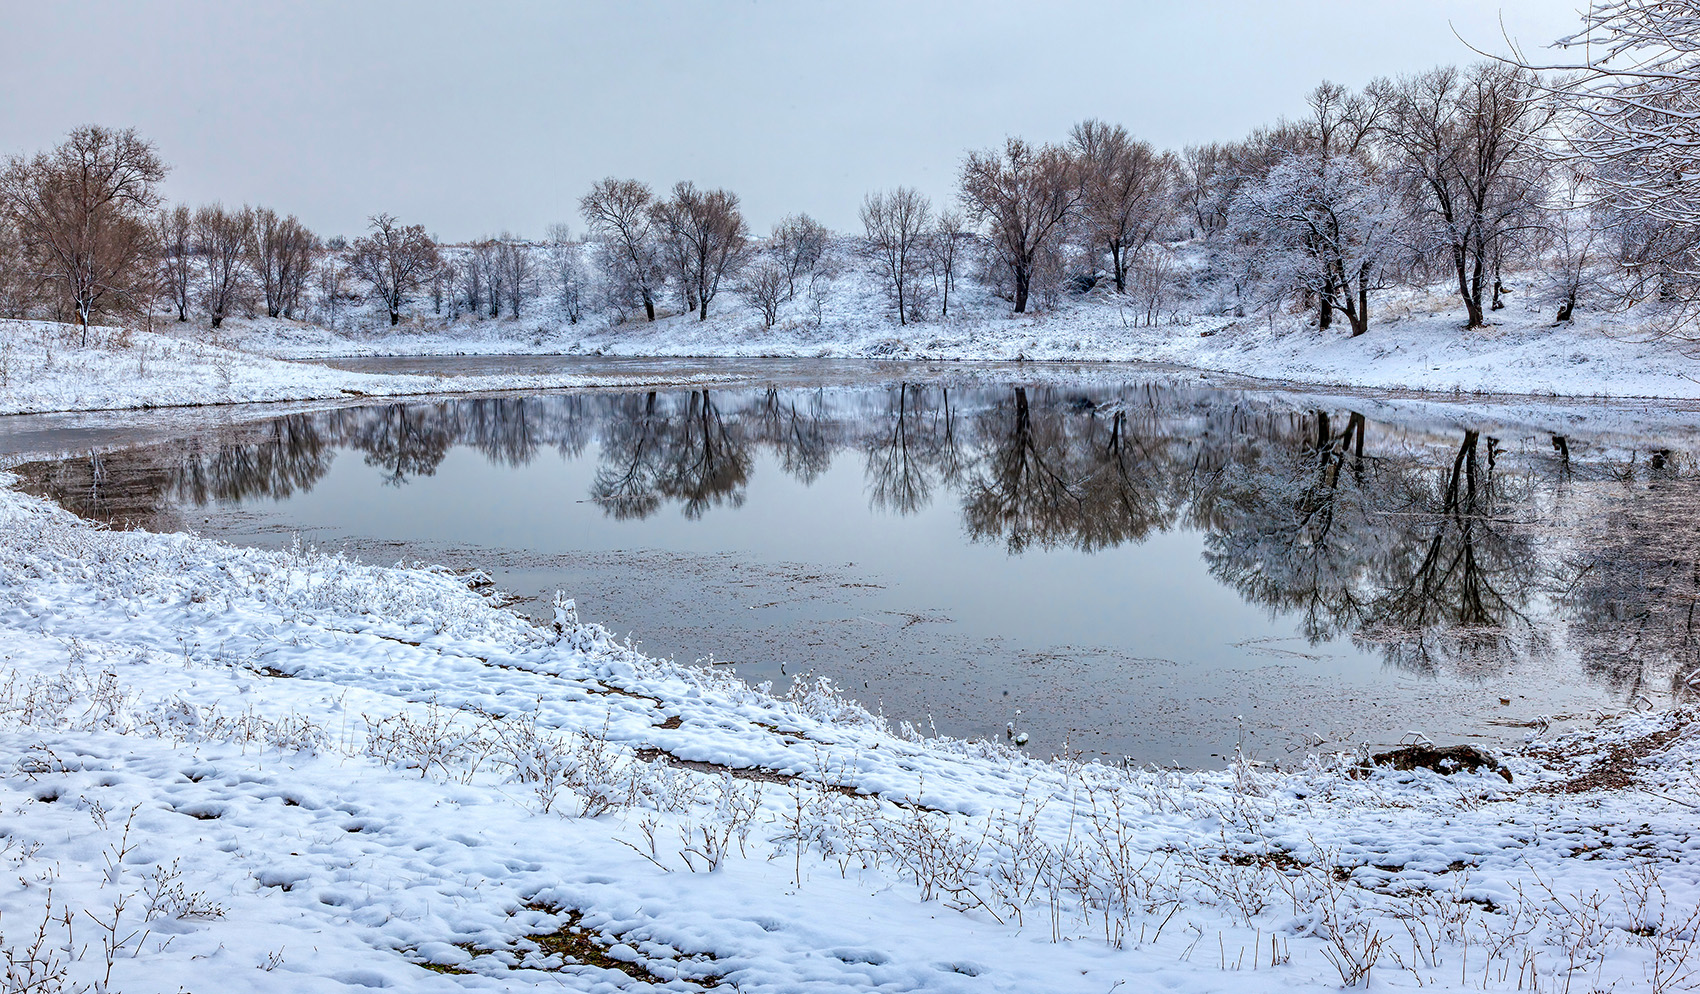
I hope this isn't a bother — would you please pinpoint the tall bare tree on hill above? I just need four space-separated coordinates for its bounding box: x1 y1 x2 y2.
1070 120 1176 293
247 208 315 319
155 204 193 322
348 213 439 326
650 182 748 321
1383 63 1552 327
193 203 253 329
579 178 662 321
861 187 931 325
769 213 829 299
960 137 1083 313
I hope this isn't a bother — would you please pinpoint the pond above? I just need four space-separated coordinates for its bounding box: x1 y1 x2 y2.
8 360 1698 766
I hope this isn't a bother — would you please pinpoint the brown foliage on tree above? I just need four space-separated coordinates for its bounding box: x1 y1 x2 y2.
1069 120 1175 293
650 182 748 321
0 125 166 342
247 207 316 319
959 138 1082 313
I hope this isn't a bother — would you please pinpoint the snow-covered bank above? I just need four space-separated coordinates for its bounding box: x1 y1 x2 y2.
0 321 746 416
0 475 1696 991
212 274 1700 401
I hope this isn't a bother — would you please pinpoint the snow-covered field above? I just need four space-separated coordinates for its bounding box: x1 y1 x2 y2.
0 321 745 417
0 473 1695 992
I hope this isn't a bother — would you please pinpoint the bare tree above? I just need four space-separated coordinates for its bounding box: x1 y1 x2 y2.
154 204 193 322
193 203 252 329
649 182 748 321
927 209 965 318
496 238 537 317
246 207 315 319
769 213 829 299
959 137 1083 313
454 250 485 317
0 125 166 342
1383 64 1553 327
468 239 502 317
579 178 662 321
545 223 587 324
314 252 355 328
0 220 25 318
861 187 931 325
348 213 439 325
1070 120 1176 293
738 257 789 327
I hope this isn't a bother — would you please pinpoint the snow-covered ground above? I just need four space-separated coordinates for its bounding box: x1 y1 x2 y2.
210 265 1700 401
6 254 1700 419
0 321 747 417
0 472 1695 992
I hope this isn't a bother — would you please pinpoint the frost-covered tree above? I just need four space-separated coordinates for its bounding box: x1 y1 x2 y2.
1512 2 1700 306
192 203 253 329
769 213 828 300
1069 120 1175 293
545 223 587 325
1383 63 1553 327
959 138 1083 313
496 238 537 318
579 178 662 321
1231 153 1404 336
861 187 931 325
737 256 789 328
348 213 439 326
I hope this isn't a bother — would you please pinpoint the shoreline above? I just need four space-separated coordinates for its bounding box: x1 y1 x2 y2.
0 469 1693 990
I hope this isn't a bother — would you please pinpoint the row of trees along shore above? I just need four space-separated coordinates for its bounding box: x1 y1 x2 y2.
3 6 1699 340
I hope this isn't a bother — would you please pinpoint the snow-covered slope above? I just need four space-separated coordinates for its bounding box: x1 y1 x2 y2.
0 475 1694 991
214 259 1700 400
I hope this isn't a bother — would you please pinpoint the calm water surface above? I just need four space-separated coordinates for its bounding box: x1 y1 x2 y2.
10 362 1696 765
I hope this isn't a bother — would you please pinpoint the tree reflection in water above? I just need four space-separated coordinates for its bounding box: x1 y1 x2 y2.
13 381 1686 695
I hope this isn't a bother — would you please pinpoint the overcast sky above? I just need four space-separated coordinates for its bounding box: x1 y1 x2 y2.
0 1 1581 242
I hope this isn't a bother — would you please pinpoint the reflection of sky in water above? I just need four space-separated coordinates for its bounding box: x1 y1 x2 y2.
288 445 1363 677
21 380 1672 764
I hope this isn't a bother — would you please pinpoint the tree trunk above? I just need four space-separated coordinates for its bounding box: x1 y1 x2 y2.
1013 264 1031 314
389 310 400 326
1351 283 1369 337
698 298 709 321
1452 243 1484 328
211 314 223 329
1110 240 1127 293
642 292 655 322
1319 296 1333 330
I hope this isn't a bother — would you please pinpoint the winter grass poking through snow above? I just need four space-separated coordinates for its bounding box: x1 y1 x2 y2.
0 472 1697 990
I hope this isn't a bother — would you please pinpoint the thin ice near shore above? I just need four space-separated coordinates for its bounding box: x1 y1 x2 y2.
0 475 1695 992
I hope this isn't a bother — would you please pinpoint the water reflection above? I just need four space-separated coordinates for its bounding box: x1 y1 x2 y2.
13 382 1696 698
